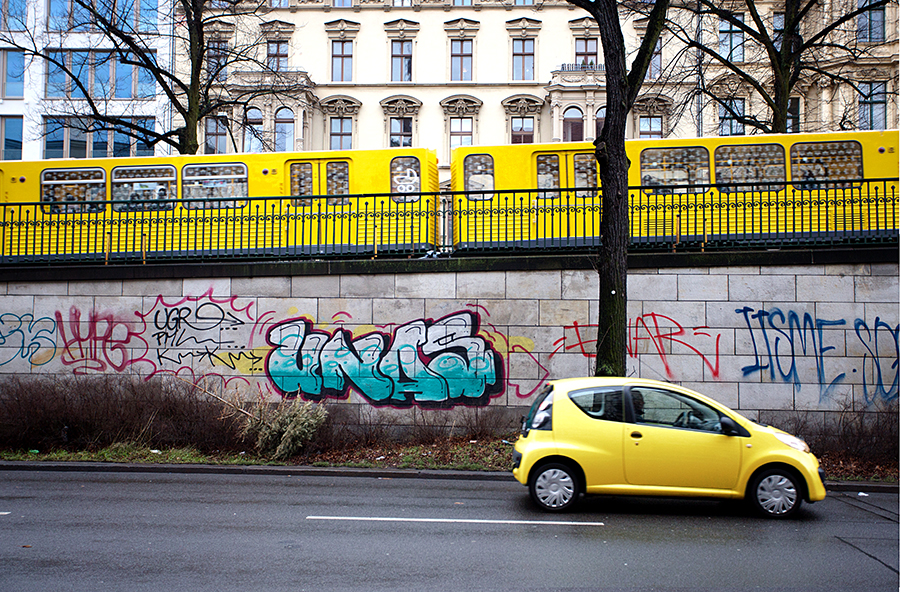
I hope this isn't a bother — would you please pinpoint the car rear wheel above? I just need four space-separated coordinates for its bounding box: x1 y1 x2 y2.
529 462 580 512
749 467 803 518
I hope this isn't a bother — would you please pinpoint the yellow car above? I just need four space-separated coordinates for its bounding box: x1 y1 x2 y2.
512 377 827 518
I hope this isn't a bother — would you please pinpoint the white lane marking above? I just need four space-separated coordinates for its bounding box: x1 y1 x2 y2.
307 516 603 527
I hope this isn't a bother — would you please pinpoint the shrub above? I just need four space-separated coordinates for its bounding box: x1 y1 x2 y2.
241 398 328 460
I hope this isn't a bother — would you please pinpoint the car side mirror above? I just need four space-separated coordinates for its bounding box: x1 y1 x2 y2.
720 416 740 436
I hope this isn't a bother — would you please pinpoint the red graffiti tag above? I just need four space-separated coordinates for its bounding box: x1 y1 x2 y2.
55 306 149 374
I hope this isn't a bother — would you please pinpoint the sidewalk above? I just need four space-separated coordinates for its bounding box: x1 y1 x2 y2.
1 460 897 493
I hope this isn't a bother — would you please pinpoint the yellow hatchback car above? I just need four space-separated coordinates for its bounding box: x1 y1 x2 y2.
512 377 827 518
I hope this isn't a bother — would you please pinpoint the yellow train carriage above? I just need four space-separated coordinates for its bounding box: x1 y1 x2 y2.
449 130 898 250
450 142 601 249
0 147 440 262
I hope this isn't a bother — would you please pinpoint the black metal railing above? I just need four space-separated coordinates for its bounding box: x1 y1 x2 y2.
1 178 896 265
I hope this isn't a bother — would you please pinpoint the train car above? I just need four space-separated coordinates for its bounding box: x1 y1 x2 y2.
449 130 899 251
0 147 440 263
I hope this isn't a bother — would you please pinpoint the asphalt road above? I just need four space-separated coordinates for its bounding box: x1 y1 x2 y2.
0 468 897 592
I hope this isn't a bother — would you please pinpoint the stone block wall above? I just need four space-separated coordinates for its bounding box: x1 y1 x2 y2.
1 259 896 423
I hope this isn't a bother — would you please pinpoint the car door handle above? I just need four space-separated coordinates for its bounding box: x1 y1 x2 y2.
630 431 642 439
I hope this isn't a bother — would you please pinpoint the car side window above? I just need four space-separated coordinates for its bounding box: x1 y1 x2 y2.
569 387 624 422
630 387 722 432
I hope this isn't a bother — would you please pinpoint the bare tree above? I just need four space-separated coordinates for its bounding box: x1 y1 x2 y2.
564 0 673 377
1 0 314 155
648 0 897 134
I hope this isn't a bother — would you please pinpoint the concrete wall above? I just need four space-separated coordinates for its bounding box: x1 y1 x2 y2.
1 256 897 422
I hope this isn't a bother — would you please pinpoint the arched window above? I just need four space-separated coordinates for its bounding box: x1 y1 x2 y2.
563 106 583 142
274 107 294 152
243 107 264 153
595 106 606 138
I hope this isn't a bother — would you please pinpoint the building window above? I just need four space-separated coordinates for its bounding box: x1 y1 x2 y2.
453 0 472 5
512 38 534 81
2 50 23 97
450 117 472 150
393 0 411 5
719 15 744 62
858 0 885 42
331 41 352 82
563 106 583 142
1 0 25 30
44 117 154 158
267 40 288 71
274 107 294 152
49 0 156 32
270 0 289 7
243 107 263 152
45 50 155 99
204 116 228 154
207 40 228 83
391 40 412 82
647 38 662 80
333 0 351 6
859 81 887 130
787 97 800 133
773 12 784 50
595 106 606 137
330 117 352 150
575 38 597 67
719 98 745 136
515 0 533 4
511 116 533 144
639 116 662 139
1 115 21 159
390 117 412 147
451 39 472 82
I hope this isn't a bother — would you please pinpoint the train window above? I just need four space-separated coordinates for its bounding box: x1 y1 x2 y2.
111 165 177 211
182 163 248 209
536 154 560 191
290 162 314 207
790 141 862 188
290 161 350 207
390 157 421 203
40 168 106 214
463 154 494 200
573 153 597 196
713 144 785 193
639 147 710 193
325 161 350 206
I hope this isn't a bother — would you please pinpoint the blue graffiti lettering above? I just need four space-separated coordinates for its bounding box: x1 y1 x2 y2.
265 311 504 408
854 317 899 404
0 313 57 367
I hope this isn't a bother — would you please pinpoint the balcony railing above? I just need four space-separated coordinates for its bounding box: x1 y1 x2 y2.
1 178 896 265
557 63 605 72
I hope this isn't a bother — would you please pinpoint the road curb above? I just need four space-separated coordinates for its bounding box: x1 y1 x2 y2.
0 460 895 493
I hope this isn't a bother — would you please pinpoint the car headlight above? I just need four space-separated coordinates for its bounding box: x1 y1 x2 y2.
774 432 810 453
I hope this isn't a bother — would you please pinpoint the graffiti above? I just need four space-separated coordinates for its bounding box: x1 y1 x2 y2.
138 290 272 376
266 311 504 408
553 316 721 380
0 313 57 367
55 306 150 374
854 317 899 404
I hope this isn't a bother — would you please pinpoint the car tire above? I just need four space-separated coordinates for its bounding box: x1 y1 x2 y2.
748 467 803 518
529 462 580 512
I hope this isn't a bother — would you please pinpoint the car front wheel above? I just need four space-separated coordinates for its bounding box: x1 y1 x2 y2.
749 467 803 518
529 462 580 512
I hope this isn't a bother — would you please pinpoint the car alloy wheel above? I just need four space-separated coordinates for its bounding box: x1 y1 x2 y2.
751 468 801 518
530 463 579 511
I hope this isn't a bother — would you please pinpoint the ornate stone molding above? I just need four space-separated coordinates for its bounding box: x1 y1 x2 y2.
259 19 296 37
384 18 420 39
567 17 598 38
632 93 673 116
440 94 482 116
443 18 480 38
324 19 361 39
320 95 362 116
506 17 541 38
501 94 543 115
380 95 422 117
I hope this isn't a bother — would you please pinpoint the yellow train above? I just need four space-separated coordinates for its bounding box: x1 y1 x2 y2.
449 130 899 250
1 147 440 262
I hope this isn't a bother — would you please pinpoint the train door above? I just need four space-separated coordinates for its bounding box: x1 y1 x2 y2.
533 151 600 247
287 158 353 255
